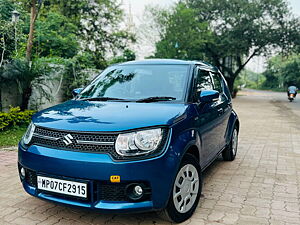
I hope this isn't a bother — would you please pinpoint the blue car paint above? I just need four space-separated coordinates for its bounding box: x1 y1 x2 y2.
18 59 239 213
32 101 189 132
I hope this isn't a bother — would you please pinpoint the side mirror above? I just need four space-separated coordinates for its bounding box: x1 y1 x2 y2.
72 88 83 97
199 90 219 103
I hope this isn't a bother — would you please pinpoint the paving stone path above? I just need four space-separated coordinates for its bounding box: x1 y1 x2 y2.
1 90 300 225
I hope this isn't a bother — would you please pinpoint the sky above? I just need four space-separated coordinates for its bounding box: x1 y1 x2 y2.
122 0 300 72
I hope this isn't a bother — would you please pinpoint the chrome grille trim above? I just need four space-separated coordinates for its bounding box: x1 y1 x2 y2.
32 134 115 145
76 140 115 145
33 133 60 141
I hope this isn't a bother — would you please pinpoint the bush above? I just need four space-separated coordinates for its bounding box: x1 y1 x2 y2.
0 107 35 130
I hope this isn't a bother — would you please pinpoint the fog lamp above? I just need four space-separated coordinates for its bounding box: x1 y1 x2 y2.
20 167 26 178
134 185 143 196
126 183 144 201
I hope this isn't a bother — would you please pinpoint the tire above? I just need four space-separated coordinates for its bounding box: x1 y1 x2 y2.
222 127 238 161
160 154 202 223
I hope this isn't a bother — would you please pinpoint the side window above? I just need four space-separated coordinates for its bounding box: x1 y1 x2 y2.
195 69 213 92
210 72 222 93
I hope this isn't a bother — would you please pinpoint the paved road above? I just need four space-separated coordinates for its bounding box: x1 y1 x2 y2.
1 90 300 225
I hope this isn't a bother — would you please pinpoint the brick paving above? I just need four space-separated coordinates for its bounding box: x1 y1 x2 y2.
1 91 300 225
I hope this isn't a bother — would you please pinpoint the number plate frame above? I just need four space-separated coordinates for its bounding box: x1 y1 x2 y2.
37 175 88 199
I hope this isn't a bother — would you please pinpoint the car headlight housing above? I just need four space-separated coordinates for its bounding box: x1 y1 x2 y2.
115 128 164 157
22 122 35 145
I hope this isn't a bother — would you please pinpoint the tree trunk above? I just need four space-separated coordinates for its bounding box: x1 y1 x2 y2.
225 76 236 98
26 0 37 61
20 87 32 111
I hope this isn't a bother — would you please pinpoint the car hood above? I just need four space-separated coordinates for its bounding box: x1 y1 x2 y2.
32 100 188 132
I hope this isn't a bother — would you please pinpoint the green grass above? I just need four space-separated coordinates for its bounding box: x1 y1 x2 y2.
0 126 27 148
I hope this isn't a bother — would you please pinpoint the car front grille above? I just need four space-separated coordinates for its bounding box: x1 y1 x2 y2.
29 126 168 160
30 126 120 158
26 168 37 187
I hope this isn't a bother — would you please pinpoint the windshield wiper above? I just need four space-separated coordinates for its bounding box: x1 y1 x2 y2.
136 96 176 102
79 97 128 102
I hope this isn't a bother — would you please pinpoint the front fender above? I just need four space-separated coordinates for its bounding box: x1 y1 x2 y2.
162 123 201 208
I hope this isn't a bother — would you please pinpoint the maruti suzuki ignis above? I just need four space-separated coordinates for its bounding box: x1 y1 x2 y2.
18 59 239 223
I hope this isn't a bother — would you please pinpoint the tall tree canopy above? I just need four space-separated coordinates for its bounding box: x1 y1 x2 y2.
152 0 300 92
42 0 135 69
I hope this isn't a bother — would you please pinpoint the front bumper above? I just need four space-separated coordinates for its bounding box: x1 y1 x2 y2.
18 141 179 213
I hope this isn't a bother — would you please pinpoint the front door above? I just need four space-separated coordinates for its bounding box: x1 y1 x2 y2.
210 72 232 150
192 68 221 167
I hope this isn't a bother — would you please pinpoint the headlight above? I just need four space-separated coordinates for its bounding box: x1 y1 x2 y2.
115 128 163 157
22 122 35 145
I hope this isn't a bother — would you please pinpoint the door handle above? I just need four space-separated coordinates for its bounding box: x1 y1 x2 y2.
218 108 224 115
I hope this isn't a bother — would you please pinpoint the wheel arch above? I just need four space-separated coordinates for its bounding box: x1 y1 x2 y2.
225 110 240 145
184 144 200 163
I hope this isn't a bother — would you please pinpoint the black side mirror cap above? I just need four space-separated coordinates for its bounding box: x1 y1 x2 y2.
199 90 219 103
72 88 83 97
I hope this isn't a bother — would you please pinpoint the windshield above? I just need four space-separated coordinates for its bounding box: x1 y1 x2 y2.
78 64 189 101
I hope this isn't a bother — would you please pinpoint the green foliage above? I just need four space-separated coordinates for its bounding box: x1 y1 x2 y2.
0 126 27 147
109 49 136 65
238 69 265 89
40 0 135 69
1 58 34 93
0 0 15 64
34 11 79 58
0 0 28 64
0 0 14 21
262 54 300 90
62 53 100 99
0 21 15 64
152 3 211 60
0 106 35 130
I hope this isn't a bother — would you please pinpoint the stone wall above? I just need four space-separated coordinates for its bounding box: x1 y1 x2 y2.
28 64 66 111
0 64 100 112
0 81 22 112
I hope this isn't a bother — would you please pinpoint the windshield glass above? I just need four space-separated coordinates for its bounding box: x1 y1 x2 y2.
78 64 189 101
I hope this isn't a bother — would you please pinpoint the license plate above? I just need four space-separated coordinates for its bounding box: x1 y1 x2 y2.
37 176 87 198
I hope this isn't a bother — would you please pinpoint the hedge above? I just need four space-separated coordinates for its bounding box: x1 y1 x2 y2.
0 107 36 130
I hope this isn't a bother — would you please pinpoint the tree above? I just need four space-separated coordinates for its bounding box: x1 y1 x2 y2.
262 54 300 90
152 3 211 60
33 11 79 58
0 0 17 67
152 0 300 93
42 0 135 69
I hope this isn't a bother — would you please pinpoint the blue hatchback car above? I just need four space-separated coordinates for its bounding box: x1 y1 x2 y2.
18 59 239 223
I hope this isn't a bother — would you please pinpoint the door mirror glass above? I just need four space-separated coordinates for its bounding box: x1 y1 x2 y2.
72 88 83 97
199 90 219 103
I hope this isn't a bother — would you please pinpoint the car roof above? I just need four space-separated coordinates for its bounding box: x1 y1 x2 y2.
118 59 219 72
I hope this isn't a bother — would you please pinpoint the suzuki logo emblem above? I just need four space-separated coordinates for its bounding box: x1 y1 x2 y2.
62 134 74 146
